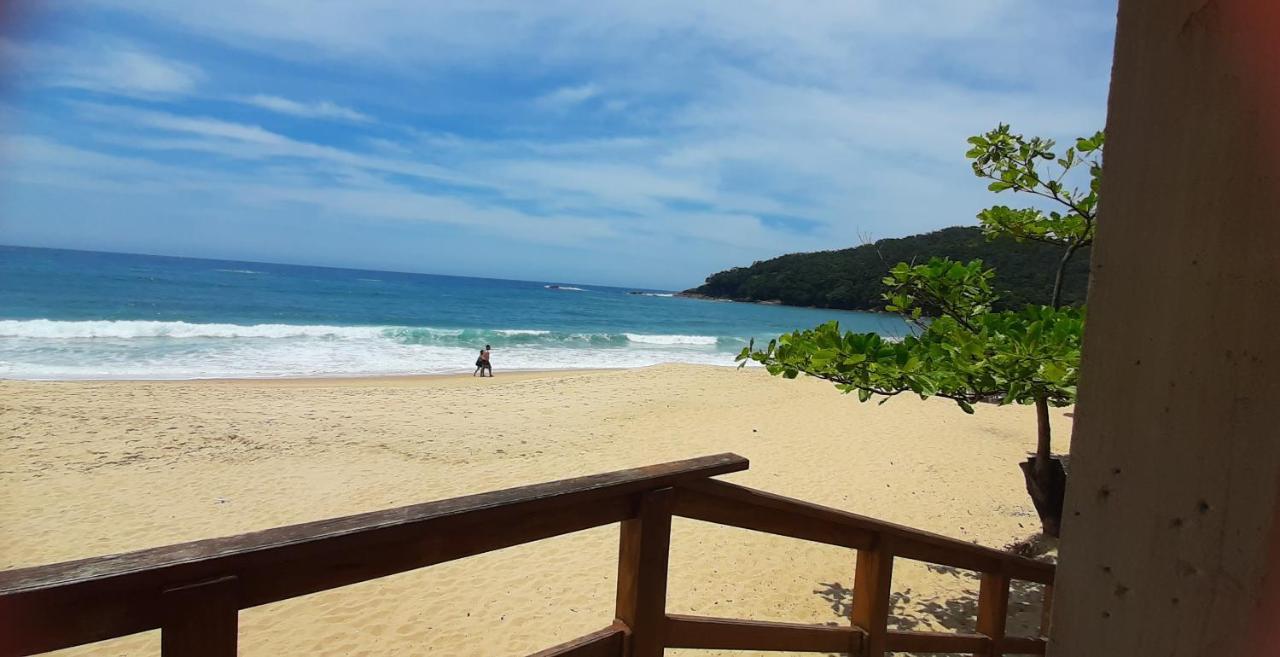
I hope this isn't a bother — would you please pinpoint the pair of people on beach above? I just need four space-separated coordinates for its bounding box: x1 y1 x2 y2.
473 344 493 377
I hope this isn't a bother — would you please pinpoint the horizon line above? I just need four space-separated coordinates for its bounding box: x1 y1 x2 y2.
0 243 680 293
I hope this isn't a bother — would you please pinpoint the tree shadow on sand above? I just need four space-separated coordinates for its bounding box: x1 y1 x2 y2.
814 563 1048 657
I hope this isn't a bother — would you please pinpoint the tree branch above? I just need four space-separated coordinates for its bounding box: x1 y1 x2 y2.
975 169 1096 222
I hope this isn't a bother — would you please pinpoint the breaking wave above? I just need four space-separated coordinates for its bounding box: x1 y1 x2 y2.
0 320 748 379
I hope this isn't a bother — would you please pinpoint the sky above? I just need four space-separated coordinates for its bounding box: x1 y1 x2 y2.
0 1 1117 289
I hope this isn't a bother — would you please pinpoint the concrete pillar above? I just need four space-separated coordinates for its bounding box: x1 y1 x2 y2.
1048 1 1280 655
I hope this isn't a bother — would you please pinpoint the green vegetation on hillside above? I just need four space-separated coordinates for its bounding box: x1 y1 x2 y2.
685 225 1089 311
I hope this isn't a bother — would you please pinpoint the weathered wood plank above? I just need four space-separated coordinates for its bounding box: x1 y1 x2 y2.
665 614 864 653
161 576 238 657
673 485 875 549
885 630 1043 654
614 489 673 657
851 546 894 655
978 572 1011 656
0 454 746 657
680 479 1055 584
1039 583 1053 638
998 636 1048 655
525 624 626 657
885 630 988 653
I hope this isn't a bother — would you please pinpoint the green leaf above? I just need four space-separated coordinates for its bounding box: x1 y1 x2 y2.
810 348 839 367
1041 362 1067 382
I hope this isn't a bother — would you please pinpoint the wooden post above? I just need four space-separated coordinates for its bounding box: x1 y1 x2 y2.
1039 583 1053 638
851 545 894 656
977 572 1010 657
615 488 674 657
161 576 239 657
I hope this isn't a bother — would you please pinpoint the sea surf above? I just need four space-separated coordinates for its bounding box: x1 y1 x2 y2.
0 246 910 379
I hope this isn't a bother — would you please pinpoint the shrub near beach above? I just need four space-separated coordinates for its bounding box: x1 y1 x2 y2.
741 124 1103 537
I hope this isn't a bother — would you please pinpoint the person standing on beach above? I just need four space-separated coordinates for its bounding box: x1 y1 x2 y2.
479 344 493 377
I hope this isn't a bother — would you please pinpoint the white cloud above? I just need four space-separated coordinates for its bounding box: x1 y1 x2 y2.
1 130 792 258
4 1 1117 286
535 84 600 109
72 103 481 187
61 1 1110 91
238 94 371 122
5 39 203 97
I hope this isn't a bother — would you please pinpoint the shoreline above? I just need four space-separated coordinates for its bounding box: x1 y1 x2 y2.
676 290 890 314
0 366 631 385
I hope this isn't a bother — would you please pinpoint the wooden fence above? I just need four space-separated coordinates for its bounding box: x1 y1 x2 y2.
0 453 1054 656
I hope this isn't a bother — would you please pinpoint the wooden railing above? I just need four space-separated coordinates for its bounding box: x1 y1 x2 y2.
0 453 1054 656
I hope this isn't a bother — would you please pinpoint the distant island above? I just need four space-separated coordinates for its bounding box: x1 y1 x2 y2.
682 226 1090 311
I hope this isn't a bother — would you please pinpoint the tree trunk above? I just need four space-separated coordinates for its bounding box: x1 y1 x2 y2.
1025 242 1083 537
1021 395 1067 537
1034 395 1052 468
1050 242 1081 309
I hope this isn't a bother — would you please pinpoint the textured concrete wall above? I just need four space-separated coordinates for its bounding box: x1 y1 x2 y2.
1048 1 1280 655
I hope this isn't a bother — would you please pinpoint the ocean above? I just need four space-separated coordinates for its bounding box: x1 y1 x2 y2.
0 246 909 380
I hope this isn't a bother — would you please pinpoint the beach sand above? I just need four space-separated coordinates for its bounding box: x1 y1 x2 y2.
0 364 1071 656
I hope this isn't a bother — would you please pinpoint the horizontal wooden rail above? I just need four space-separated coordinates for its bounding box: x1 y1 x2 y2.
666 614 865 653
0 453 747 656
885 630 987 653
674 478 1056 584
1000 636 1049 655
526 624 627 657
664 615 1047 655
886 630 1050 655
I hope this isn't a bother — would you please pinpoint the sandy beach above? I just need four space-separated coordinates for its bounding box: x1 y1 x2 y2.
1 364 1071 656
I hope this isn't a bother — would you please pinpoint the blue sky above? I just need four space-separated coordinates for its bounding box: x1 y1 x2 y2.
0 1 1117 289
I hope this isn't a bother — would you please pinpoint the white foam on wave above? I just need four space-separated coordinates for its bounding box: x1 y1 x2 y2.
0 319 386 340
624 333 718 346
0 338 743 380
214 269 262 275
0 320 749 379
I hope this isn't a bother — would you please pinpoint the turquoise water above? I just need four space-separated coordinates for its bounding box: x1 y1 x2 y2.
0 246 909 379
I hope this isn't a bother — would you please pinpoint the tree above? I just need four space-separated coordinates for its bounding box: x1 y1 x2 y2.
738 125 1103 537
968 124 1103 308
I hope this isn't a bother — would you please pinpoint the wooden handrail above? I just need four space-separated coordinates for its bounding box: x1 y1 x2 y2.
525 624 627 657
674 478 1056 584
0 454 747 656
666 613 865 653
672 477 1053 655
0 452 1055 657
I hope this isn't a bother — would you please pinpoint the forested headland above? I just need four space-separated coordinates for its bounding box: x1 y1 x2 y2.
683 226 1089 311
